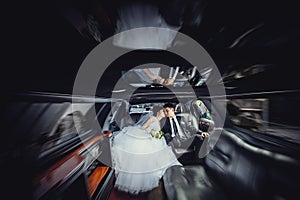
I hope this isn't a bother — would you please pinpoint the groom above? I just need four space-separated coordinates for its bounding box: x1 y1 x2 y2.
160 103 210 159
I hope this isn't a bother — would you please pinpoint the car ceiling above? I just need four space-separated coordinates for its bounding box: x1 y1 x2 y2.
5 0 300 97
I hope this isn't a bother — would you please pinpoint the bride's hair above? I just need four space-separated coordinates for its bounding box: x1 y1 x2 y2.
152 106 162 115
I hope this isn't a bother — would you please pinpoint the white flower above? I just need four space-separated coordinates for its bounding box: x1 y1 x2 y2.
149 129 164 139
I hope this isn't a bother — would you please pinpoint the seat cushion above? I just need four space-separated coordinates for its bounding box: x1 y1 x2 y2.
163 165 227 200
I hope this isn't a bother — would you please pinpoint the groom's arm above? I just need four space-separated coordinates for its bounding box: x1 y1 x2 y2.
180 116 210 139
161 125 173 144
163 132 173 144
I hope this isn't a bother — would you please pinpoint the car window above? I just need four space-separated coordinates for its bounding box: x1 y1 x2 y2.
129 103 165 114
226 97 300 144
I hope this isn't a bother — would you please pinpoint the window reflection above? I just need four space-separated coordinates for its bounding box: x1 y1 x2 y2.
121 66 211 87
226 97 300 144
41 111 85 151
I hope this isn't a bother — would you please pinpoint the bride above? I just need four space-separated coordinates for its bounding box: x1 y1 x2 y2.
110 106 182 194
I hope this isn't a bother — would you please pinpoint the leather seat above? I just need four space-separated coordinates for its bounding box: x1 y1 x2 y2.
163 130 300 200
163 165 227 200
130 113 142 123
171 113 199 164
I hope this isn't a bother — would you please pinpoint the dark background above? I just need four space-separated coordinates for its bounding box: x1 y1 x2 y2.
3 0 300 128
1 2 300 198
4 0 300 93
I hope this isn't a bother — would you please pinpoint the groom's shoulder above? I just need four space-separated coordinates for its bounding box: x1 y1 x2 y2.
176 115 182 120
160 117 167 124
160 117 168 128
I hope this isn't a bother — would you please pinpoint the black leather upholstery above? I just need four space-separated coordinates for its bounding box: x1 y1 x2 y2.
130 113 142 123
163 130 300 200
163 165 226 200
168 113 199 164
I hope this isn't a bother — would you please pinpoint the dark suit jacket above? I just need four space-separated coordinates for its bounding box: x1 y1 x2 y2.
161 116 199 144
160 116 176 144
161 116 195 143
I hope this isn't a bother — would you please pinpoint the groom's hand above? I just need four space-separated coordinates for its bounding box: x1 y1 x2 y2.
200 132 210 138
196 130 210 139
164 132 173 144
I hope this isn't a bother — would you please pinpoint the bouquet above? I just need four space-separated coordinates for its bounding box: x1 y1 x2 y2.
149 129 164 139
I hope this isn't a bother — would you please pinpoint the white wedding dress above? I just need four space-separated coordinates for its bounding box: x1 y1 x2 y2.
110 116 182 194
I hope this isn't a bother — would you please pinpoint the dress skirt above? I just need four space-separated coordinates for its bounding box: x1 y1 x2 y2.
111 126 182 194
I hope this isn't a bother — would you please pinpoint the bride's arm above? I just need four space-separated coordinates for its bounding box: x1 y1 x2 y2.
140 117 153 130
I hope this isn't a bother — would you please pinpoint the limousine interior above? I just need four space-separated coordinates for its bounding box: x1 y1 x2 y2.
2 0 300 199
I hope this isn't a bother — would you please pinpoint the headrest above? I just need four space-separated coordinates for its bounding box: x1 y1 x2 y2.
175 103 183 113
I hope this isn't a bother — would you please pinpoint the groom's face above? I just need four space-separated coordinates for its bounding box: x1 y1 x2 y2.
163 107 175 118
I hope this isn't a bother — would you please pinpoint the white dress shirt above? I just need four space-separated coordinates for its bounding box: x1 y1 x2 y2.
169 117 184 138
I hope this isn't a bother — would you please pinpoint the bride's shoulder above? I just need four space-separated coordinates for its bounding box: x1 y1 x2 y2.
150 116 158 122
147 116 155 121
150 116 156 119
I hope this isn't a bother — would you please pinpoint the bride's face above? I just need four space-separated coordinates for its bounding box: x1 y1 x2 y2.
157 109 165 118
